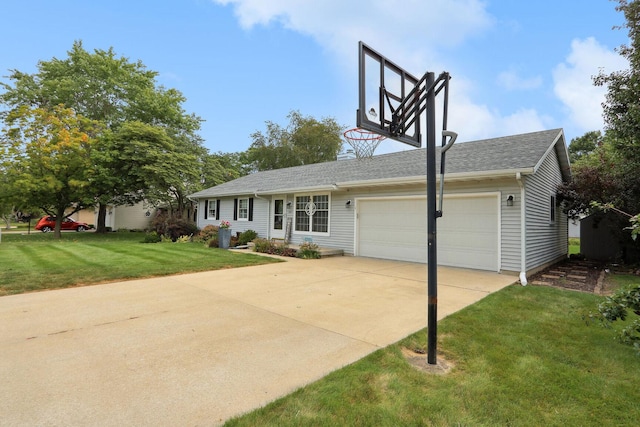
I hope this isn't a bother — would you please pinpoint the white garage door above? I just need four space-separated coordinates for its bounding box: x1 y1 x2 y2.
356 195 499 271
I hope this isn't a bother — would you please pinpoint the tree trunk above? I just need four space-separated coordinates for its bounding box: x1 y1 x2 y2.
95 203 108 233
54 206 65 239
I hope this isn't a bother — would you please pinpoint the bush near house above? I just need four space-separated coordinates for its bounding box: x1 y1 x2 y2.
237 229 258 245
142 231 162 243
298 241 320 259
252 238 299 258
253 238 297 257
151 211 198 241
195 227 258 248
194 225 218 244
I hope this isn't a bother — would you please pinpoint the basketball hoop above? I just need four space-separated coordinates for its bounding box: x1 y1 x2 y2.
343 128 386 159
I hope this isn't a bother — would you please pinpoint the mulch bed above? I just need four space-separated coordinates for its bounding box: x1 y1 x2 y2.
529 258 605 293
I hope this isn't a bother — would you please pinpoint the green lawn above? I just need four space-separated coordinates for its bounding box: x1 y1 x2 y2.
0 232 280 296
569 237 580 255
225 276 640 426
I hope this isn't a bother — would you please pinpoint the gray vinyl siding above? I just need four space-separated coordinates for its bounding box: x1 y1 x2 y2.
523 149 568 271
302 180 522 272
197 197 270 238
497 182 522 273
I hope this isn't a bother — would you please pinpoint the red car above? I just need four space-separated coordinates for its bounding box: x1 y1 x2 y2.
35 216 91 233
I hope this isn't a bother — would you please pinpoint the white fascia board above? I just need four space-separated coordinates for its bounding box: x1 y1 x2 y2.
444 168 534 181
336 168 534 188
254 184 338 196
532 129 564 174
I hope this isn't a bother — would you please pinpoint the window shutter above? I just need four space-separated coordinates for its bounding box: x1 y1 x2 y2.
216 200 220 220
248 198 254 221
233 199 238 221
204 200 208 219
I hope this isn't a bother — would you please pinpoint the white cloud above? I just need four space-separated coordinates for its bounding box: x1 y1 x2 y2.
553 37 628 133
213 0 587 151
213 0 495 70
448 95 551 142
435 76 551 142
497 69 542 91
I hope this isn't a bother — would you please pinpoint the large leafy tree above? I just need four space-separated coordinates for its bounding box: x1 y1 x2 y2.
568 130 602 163
246 110 343 171
0 105 101 237
591 0 640 217
559 0 640 256
0 41 204 232
202 151 250 188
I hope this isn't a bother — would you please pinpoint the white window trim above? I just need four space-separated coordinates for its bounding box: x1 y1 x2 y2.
549 193 556 225
293 193 331 235
237 197 249 222
206 199 217 221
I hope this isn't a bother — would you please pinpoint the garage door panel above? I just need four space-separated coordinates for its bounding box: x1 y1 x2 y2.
357 196 498 271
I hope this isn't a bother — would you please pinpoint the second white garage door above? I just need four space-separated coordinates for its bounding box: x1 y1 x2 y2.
356 194 499 271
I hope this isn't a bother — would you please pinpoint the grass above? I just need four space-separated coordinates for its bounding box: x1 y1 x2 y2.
569 237 580 255
225 276 640 426
0 231 280 296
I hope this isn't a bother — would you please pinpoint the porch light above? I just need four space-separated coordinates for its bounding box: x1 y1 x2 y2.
506 194 514 206
345 200 352 208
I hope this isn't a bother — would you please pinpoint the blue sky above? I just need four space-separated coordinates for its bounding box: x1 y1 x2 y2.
0 0 630 155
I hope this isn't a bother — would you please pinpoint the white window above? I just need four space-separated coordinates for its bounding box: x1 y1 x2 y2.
204 199 218 220
295 194 329 233
207 199 216 219
238 198 249 221
550 194 556 224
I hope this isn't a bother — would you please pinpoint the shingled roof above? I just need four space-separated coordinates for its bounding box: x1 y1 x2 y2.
190 128 570 198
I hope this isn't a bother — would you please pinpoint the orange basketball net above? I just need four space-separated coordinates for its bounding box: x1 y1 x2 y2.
342 128 387 159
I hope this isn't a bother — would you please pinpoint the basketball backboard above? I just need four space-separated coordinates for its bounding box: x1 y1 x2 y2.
357 41 422 147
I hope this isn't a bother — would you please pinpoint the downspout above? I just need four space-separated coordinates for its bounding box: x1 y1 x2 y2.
516 172 527 285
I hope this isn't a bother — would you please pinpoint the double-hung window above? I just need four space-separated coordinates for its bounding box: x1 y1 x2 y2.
233 197 253 222
295 194 329 233
204 199 219 221
237 198 249 221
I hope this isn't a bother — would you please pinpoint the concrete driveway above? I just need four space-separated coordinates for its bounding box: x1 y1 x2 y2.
0 256 515 426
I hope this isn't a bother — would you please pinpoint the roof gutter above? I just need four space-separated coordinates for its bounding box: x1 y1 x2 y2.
190 168 537 198
516 172 527 286
334 168 535 189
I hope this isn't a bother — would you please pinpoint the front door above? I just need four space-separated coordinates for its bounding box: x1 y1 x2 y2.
271 197 285 239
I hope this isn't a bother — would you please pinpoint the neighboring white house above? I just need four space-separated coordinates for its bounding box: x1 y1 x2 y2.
102 203 154 231
569 218 581 238
189 129 571 281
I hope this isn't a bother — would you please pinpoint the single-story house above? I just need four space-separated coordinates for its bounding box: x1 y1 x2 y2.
189 128 571 282
72 202 156 231
101 202 156 231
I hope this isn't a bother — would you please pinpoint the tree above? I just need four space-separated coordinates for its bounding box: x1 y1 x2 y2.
202 152 249 188
591 0 640 217
246 110 343 171
0 105 101 237
0 41 204 232
568 130 601 163
0 165 14 229
558 1 640 258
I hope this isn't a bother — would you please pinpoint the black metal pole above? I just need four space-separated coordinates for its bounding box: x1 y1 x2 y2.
425 72 438 365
